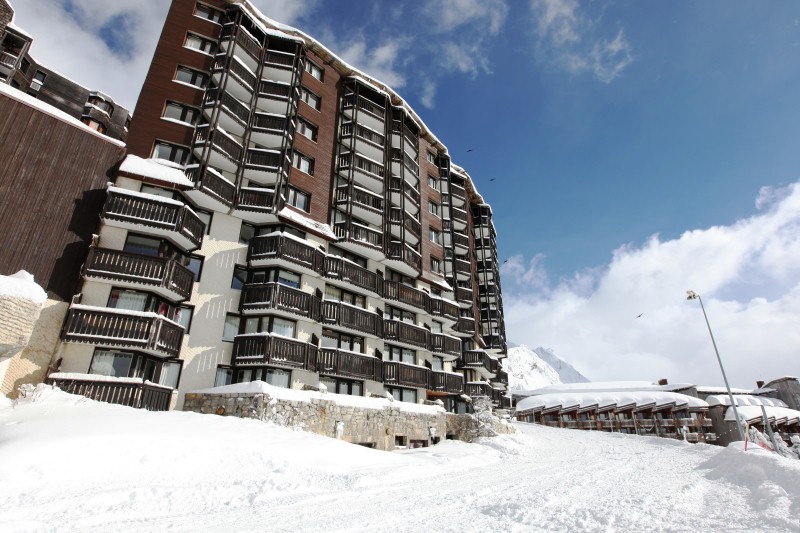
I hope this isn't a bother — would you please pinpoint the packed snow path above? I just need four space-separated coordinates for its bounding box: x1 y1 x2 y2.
1 388 798 532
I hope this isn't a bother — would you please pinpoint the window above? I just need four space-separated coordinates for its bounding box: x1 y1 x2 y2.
87 94 114 115
428 201 439 217
327 246 367 268
387 345 415 364
431 320 443 334
31 70 46 88
319 376 362 396
429 229 441 245
194 2 224 23
426 151 436 164
430 257 441 274
159 361 182 388
20 57 30 74
186 255 203 281
175 305 193 333
89 349 182 388
184 33 215 55
124 234 163 257
321 329 364 353
140 184 175 200
195 210 212 234
81 118 107 134
174 66 208 89
386 386 417 403
304 60 323 81
162 101 200 126
325 285 366 308
428 175 439 191
300 87 321 110
296 118 318 141
215 366 233 387
231 265 247 290
387 306 415 323
239 223 256 244
243 316 296 337
152 141 190 165
287 186 310 212
222 313 240 341
431 356 443 371
237 367 291 388
250 268 301 289
292 151 314 175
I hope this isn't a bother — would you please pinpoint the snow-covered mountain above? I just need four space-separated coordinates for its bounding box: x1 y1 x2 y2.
505 344 590 390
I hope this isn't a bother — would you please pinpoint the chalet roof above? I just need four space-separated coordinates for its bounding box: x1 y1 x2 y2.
516 390 708 415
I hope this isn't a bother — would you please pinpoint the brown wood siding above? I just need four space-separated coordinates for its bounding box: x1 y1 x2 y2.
126 0 227 158
0 94 125 300
418 137 444 280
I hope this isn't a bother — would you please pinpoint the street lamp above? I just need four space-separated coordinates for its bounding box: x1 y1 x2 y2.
686 290 746 441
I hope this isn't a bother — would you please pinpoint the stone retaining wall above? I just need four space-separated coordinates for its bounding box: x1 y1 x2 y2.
183 391 514 451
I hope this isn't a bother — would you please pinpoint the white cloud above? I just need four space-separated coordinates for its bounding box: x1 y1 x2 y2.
9 0 317 111
503 181 800 389
338 38 408 89
529 0 634 83
424 0 509 36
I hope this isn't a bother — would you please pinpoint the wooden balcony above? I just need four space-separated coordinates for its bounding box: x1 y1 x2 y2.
341 121 385 150
390 147 420 177
452 232 470 249
248 234 324 274
240 283 320 320
449 183 466 206
102 189 204 251
220 23 261 61
320 301 382 337
46 373 172 411
264 50 297 69
383 361 429 389
235 187 275 217
212 54 256 92
232 334 317 369
336 184 383 215
430 298 459 322
184 166 236 211
316 348 382 381
455 317 476 335
458 350 496 377
390 119 419 150
389 208 421 238
252 112 290 135
194 125 243 168
62 305 184 358
342 93 386 121
333 221 383 252
600 420 618 430
83 246 194 301
383 280 429 312
429 333 461 357
389 177 420 205
323 256 382 295
0 51 18 69
454 258 472 278
338 152 385 183
429 370 464 394
383 319 429 349
465 382 492 397
386 241 421 272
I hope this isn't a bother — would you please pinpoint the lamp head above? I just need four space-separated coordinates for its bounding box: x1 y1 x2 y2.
686 290 699 300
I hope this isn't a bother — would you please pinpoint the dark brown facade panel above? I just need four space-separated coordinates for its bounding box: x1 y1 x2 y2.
0 95 124 300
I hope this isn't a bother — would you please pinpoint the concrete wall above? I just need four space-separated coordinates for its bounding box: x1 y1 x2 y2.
183 391 514 451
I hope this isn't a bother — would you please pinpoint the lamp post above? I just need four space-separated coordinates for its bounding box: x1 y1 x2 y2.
686 290 746 441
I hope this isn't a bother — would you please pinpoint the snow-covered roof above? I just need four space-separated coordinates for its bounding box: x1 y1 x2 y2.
696 386 755 395
516 391 708 414
0 83 125 148
119 156 193 188
0 270 47 304
724 405 800 424
192 380 444 415
516 381 673 398
706 395 788 408
277 207 337 240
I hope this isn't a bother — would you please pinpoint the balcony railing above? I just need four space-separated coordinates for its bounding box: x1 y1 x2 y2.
383 280 429 312
102 189 204 250
454 258 472 276
452 232 470 249
252 112 289 134
264 50 296 69
259 80 292 100
317 348 382 382
240 282 320 320
391 119 418 148
456 318 476 335
321 301 382 337
213 55 256 90
465 382 492 397
459 350 495 375
449 183 466 203
46 373 172 411
429 371 464 394
343 93 386 121
83 247 194 301
336 184 383 213
389 208 421 238
323 256 382 295
383 361 429 389
341 122 385 148
430 333 461 357
0 51 18 68
245 148 283 173
209 88 250 125
338 152 385 180
186 166 235 206
221 24 262 60
236 187 275 212
430 298 459 321
232 334 316 369
390 147 419 176
248 234 325 273
333 221 383 251
195 126 243 162
383 319 429 349
389 177 420 205
63 306 184 358
387 241 421 271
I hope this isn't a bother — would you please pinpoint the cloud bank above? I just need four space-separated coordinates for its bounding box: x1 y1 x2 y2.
503 181 800 388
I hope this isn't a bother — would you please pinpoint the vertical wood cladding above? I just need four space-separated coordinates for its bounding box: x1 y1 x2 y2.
0 0 13 34
126 0 227 158
419 137 445 278
0 94 125 300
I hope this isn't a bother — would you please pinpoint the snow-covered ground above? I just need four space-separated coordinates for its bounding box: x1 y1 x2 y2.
2 387 799 533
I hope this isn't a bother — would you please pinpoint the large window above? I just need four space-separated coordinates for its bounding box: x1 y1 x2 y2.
174 66 208 89
386 345 415 364
428 201 440 217
386 386 417 403
184 33 215 55
250 268 301 289
296 118 318 141
320 376 362 396
300 87 321 110
194 2 224 23
87 95 114 115
242 316 296 337
287 187 310 212
162 101 200 126
89 349 182 388
325 285 365 308
387 305 415 323
292 151 314 175
429 229 441 245
321 329 364 353
231 265 248 290
237 367 291 388
427 175 439 191
304 60 323 81
222 313 240 341
152 141 190 165
328 245 367 268
430 257 441 274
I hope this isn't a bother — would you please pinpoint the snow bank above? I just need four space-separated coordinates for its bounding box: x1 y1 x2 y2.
0 270 47 304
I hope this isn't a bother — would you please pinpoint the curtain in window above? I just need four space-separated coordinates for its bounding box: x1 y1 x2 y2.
111 291 148 312
271 318 295 338
159 361 181 388
265 369 290 388
89 350 133 377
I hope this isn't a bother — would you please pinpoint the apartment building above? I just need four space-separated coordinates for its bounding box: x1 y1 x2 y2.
54 0 508 411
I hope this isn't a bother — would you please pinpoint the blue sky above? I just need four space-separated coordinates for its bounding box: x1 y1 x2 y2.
11 0 800 386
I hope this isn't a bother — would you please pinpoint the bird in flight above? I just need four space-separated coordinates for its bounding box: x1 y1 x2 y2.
467 149 473 152
490 178 496 182
502 259 508 264
636 313 644 319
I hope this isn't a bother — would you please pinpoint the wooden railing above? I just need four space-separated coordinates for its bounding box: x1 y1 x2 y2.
391 119 418 148
102 190 204 249
389 177 420 204
449 183 466 203
63 307 184 358
83 247 194 300
452 206 468 224
245 148 282 171
46 374 173 411
317 348 382 381
248 234 325 273
252 112 288 133
387 241 421 271
211 89 250 124
336 184 383 212
389 208 421 238
259 80 292 100
186 166 236 206
333 221 383 250
390 147 420 176
232 334 316 369
342 92 386 120
240 283 320 320
323 256 382 295
216 54 256 89
0 51 18 68
430 333 462 357
383 280 428 311
459 350 495 375
383 319 429 349
320 301 382 336
452 232 470 249
383 361 429 388
430 298 459 321
221 24 261 60
338 152 385 180
454 259 472 276
196 127 243 162
492 369 509 384
341 122 385 148
465 382 492 397
429 371 464 393
264 50 296 69
236 187 275 212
